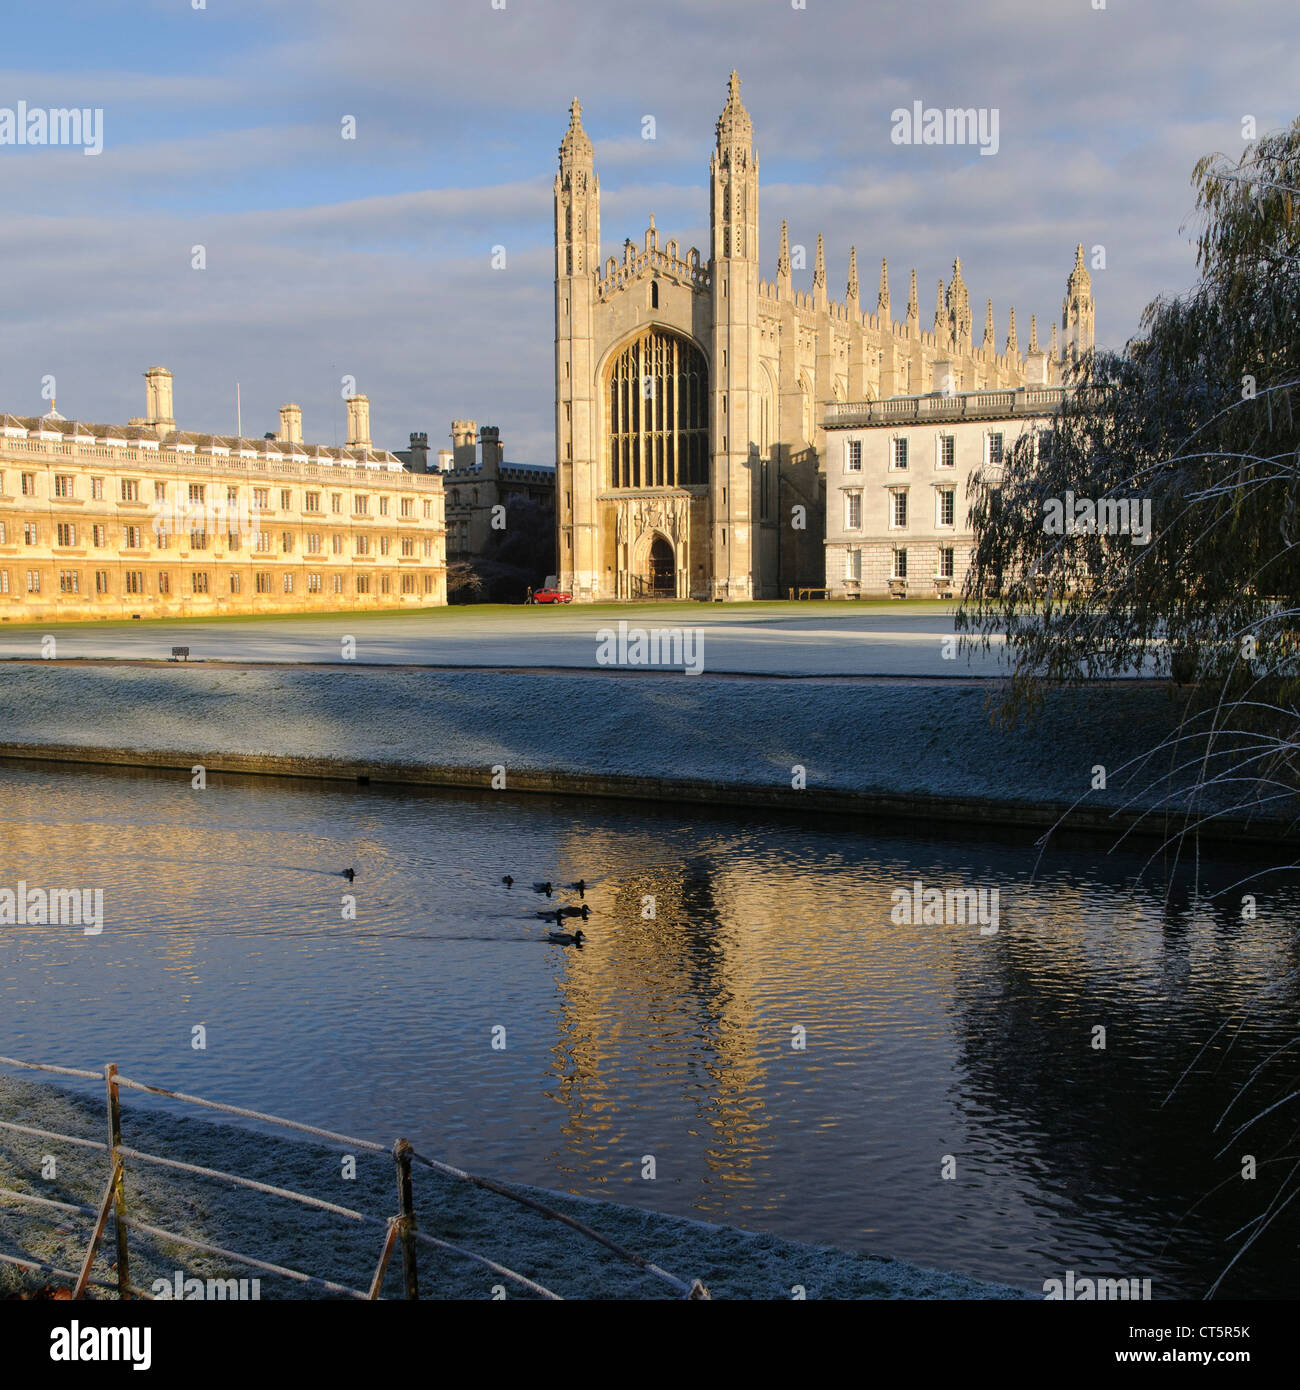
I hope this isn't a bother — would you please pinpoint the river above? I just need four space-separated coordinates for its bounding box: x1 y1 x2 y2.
0 759 1295 1298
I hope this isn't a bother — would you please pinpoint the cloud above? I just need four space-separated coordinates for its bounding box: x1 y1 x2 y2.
1 0 1297 467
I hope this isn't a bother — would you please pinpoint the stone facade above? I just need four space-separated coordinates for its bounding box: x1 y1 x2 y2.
823 386 1067 599
398 421 555 562
0 369 447 622
554 72 1095 602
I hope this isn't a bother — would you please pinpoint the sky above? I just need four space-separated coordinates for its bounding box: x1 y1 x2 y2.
0 0 1296 463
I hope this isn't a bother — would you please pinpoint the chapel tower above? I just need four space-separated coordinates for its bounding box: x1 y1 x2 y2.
708 71 761 599
554 99 600 595
551 74 1091 603
1062 243 1095 365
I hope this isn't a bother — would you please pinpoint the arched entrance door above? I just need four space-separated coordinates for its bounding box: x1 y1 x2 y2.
647 535 675 596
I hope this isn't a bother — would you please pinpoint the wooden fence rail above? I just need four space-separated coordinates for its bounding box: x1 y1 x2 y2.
0 1054 709 1300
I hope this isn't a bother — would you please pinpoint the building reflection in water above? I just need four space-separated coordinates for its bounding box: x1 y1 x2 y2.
2 761 1297 1297
538 816 1300 1292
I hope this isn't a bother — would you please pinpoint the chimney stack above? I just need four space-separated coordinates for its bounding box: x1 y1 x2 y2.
279 403 303 444
345 394 371 449
480 425 502 479
144 367 175 434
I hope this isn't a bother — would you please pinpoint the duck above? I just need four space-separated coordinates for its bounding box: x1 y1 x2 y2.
342 868 356 882
533 881 553 897
557 903 590 921
546 929 585 946
502 875 514 888
569 879 587 898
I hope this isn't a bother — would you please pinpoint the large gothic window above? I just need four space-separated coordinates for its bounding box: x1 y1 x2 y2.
607 329 708 489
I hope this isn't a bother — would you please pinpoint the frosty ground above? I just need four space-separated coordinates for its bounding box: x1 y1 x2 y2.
0 659 1265 828
0 602 1007 677
0 1073 1029 1300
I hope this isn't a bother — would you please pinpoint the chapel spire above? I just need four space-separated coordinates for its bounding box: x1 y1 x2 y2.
710 69 757 263
714 68 754 155
775 219 791 298
559 98 593 165
555 96 599 278
1062 241 1095 360
947 257 970 346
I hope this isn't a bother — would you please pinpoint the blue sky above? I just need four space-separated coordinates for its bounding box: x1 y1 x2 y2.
1 0 1297 462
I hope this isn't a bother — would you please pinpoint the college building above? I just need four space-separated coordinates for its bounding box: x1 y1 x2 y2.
398 420 555 562
0 368 447 622
822 385 1068 598
553 71 1094 602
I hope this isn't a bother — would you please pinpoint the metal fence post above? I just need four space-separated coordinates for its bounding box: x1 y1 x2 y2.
393 1138 418 1299
104 1063 130 1299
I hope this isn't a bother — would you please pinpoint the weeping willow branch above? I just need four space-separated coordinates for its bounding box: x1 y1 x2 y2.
957 117 1300 1296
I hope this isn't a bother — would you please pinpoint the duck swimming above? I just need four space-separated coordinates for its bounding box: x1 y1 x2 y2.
546 929 585 946
502 875 514 888
557 903 590 920
342 868 356 882
533 881 553 897
569 879 586 898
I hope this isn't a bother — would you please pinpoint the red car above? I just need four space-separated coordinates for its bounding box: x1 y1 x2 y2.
531 587 572 604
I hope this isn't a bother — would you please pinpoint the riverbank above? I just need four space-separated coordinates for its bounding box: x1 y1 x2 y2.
0 662 1291 845
0 1072 1030 1300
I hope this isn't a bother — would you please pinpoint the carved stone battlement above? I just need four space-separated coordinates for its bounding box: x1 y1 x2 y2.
597 234 710 298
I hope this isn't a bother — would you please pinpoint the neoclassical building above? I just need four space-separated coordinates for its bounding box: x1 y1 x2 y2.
0 368 446 622
822 385 1068 599
554 72 1095 601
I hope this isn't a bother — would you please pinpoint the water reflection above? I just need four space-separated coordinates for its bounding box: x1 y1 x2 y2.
0 758 1296 1297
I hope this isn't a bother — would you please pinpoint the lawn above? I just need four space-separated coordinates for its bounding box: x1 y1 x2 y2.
0 597 958 633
